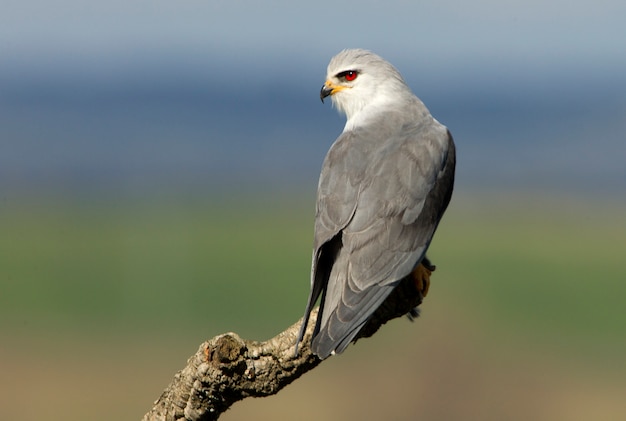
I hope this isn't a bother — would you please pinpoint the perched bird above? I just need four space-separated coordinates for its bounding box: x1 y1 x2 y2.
295 49 455 359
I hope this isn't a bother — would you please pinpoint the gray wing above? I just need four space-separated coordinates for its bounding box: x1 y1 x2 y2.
294 131 365 354
302 118 455 359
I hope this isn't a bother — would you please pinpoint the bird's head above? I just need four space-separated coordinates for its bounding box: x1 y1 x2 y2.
320 49 409 122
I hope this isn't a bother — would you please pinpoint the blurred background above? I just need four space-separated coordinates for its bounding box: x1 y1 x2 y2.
1 1 625 420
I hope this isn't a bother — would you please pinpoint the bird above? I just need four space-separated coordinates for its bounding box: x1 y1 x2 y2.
295 49 455 359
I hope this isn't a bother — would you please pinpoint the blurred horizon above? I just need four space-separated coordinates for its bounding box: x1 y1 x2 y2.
2 53 624 201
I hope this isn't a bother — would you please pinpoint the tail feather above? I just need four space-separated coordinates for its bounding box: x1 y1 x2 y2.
311 282 396 359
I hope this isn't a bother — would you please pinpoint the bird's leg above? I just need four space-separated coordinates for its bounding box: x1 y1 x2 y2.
411 257 436 298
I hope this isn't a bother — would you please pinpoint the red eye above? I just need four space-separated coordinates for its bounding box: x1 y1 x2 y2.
337 70 358 82
344 71 357 81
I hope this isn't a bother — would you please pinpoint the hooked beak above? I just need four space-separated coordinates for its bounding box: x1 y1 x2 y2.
320 84 333 103
319 80 347 103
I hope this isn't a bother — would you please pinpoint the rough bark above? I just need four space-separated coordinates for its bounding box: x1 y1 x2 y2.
142 273 425 421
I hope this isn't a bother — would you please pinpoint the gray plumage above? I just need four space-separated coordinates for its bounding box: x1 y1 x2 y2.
296 49 455 359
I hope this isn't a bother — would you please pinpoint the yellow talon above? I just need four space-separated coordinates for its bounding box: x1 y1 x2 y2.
411 261 436 297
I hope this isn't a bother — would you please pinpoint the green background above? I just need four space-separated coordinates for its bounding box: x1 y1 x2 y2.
1 190 624 420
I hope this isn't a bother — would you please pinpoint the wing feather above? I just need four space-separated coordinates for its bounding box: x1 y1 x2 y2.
305 116 455 358
296 102 456 358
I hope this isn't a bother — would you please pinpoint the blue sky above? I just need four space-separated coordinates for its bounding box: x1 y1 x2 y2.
3 1 625 62
1 1 625 197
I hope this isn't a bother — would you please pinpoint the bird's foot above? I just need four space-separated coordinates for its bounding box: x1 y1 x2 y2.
411 258 436 298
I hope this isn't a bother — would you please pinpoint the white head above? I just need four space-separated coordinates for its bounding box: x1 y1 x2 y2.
320 49 412 123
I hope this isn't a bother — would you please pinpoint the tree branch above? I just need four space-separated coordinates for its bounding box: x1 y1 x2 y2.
142 273 425 421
